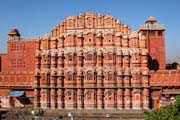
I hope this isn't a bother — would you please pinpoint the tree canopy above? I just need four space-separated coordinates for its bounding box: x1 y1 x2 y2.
144 95 180 120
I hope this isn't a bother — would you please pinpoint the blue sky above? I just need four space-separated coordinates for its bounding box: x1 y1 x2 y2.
0 0 180 59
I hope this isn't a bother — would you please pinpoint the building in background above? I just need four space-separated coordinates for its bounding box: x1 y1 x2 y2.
0 12 179 109
0 28 36 107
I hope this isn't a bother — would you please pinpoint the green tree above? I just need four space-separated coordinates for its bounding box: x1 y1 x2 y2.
144 95 180 120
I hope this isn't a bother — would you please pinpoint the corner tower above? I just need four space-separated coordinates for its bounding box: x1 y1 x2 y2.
138 17 165 70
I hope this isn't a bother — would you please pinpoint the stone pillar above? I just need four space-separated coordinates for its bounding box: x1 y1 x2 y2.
142 70 149 87
124 69 131 87
77 51 83 67
97 89 103 109
115 32 122 47
97 70 103 87
51 69 56 89
57 51 64 68
97 50 103 67
123 51 130 67
34 72 40 88
51 55 57 68
143 88 150 109
117 70 123 87
141 51 148 68
77 70 83 87
57 70 64 88
34 88 40 108
77 33 83 47
116 50 123 68
50 37 57 49
117 89 123 109
77 89 83 109
40 72 50 87
122 35 129 47
50 89 57 109
132 88 141 109
57 89 63 109
58 35 64 48
40 89 50 109
96 33 102 46
124 88 131 109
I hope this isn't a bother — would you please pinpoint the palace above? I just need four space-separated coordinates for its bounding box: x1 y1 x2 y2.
0 12 179 109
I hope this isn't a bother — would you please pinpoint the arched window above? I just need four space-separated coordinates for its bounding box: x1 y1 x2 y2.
87 71 93 80
68 54 73 61
108 72 113 80
87 53 93 60
107 53 113 60
66 72 73 81
86 91 91 100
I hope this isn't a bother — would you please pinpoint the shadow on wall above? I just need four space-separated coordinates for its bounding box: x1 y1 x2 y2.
148 56 159 70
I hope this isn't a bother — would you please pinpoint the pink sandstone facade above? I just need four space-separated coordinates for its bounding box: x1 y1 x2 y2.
0 12 179 109
34 12 150 109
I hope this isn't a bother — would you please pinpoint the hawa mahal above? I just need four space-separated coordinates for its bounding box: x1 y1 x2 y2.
0 12 180 109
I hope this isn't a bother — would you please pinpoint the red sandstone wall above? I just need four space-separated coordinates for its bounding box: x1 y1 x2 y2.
148 32 166 70
0 39 36 100
150 70 180 87
138 19 166 70
0 54 8 72
1 40 36 72
0 72 34 87
150 70 180 109
0 88 10 96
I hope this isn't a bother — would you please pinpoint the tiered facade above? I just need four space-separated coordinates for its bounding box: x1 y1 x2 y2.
34 12 150 109
0 12 179 109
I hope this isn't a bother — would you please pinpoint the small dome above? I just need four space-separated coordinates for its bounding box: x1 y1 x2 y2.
145 16 157 24
8 28 20 37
